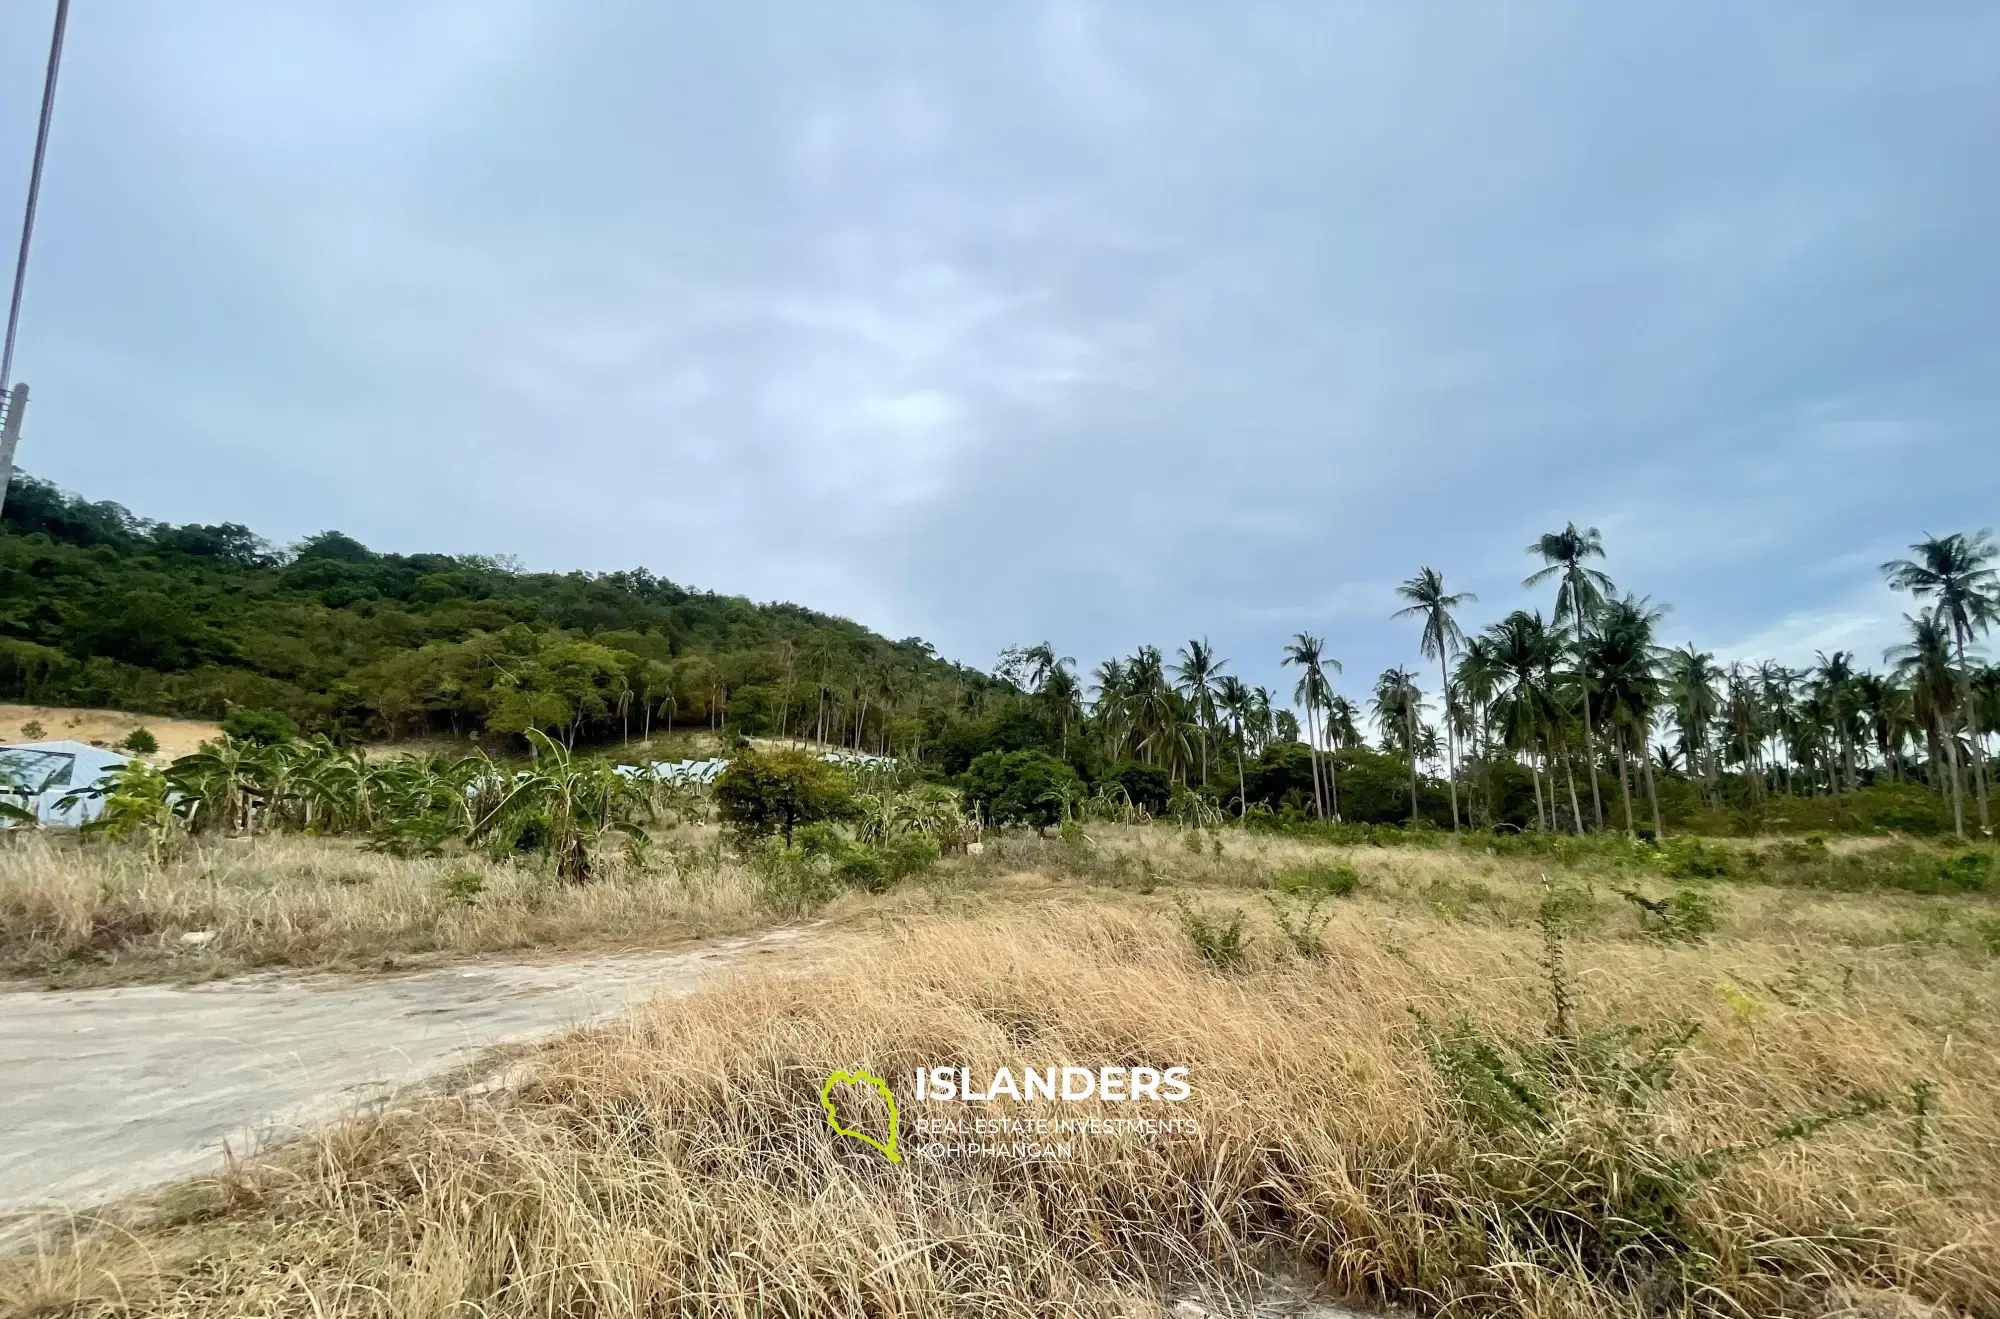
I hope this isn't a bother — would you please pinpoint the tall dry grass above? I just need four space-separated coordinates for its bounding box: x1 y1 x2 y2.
0 831 766 985
8 859 1995 1318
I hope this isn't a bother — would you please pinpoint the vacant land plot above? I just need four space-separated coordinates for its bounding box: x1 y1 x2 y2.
4 825 1995 1318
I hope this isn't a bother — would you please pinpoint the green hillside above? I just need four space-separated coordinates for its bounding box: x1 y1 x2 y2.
0 473 1004 751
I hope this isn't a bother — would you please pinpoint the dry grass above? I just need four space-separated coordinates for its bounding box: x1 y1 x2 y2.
6 835 1997 1318
0 831 771 986
0 704 221 759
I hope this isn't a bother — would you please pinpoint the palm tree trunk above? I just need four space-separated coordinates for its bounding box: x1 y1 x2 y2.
1405 700 1419 823
1942 722 1966 839
1438 653 1460 834
1234 729 1248 820
1304 701 1325 820
1953 633 1991 832
1563 747 1584 833
1642 742 1665 838
1573 599 1605 831
1613 727 1635 834
1530 750 1547 832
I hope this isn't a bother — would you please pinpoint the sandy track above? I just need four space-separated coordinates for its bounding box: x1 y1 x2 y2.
0 930 812 1223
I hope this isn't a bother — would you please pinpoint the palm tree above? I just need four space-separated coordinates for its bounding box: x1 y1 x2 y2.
1487 610 1568 831
1888 612 1968 837
1452 635 1502 824
1525 523 1615 830
1372 666 1425 821
1393 567 1478 834
1215 674 1253 817
1884 531 1998 832
1584 595 1668 836
1322 694 1362 751
1171 638 1227 786
1665 646 1721 803
1811 650 1862 793
1281 633 1340 819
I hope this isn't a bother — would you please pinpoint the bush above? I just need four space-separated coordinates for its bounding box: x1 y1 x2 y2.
1174 897 1248 970
750 840 842 915
219 707 298 745
1273 859 1360 897
882 832 941 882
834 845 889 893
962 749 1083 830
1658 837 1736 880
714 749 853 845
119 727 159 754
1620 884 1723 942
437 868 486 905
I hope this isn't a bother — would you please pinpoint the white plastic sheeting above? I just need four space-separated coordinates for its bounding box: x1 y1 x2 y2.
0 740 132 827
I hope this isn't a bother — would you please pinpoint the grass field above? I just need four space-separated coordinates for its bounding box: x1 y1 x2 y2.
4 822 1998 1317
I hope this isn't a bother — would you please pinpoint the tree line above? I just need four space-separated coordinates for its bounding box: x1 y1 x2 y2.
3 474 1993 837
981 525 1998 839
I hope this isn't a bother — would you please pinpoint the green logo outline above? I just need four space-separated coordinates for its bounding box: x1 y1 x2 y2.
820 1068 902 1163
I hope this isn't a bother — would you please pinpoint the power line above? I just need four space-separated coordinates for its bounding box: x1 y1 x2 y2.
1 0 70 393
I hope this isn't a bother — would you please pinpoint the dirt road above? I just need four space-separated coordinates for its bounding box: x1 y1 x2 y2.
0 930 810 1223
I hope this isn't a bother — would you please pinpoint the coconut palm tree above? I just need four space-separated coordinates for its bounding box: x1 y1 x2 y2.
1888 612 1968 837
1281 633 1339 819
1525 523 1615 830
1812 650 1862 794
1665 646 1721 803
1215 673 1253 816
1393 567 1478 834
1884 531 1998 832
1584 595 1668 836
1372 667 1425 821
1486 610 1568 831
1171 638 1227 786
1453 635 1503 827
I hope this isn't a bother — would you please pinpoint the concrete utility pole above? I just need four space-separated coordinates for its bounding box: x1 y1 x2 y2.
0 383 25 515
1 0 72 518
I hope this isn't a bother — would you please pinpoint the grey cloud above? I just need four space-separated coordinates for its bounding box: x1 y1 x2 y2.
1 0 1994 701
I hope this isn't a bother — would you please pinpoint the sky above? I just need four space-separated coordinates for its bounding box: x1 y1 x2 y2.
1 1 1995 712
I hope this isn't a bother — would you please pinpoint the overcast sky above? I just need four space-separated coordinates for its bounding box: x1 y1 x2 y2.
2 1 1995 708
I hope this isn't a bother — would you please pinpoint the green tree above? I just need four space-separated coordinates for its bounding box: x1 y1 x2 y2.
962 749 1084 830
1525 523 1615 830
713 748 854 845
1171 637 1227 787
1281 633 1340 819
1884 531 1998 832
1393 567 1477 834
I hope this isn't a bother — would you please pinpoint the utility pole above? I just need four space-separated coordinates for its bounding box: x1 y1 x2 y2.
0 0 72 518
0 383 25 509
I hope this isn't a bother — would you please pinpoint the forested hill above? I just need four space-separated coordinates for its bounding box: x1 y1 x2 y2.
0 473 1005 749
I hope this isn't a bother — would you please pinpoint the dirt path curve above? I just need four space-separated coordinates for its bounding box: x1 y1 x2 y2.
0 929 813 1222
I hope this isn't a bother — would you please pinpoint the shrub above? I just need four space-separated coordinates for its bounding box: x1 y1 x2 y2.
962 749 1083 830
1419 910 1885 1292
219 707 298 745
119 727 159 754
1620 884 1723 942
834 845 889 893
750 840 842 915
714 749 853 845
437 868 486 905
1273 859 1360 897
18 720 44 740
882 832 941 882
1174 897 1248 969
1658 837 1736 880
1266 892 1333 959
